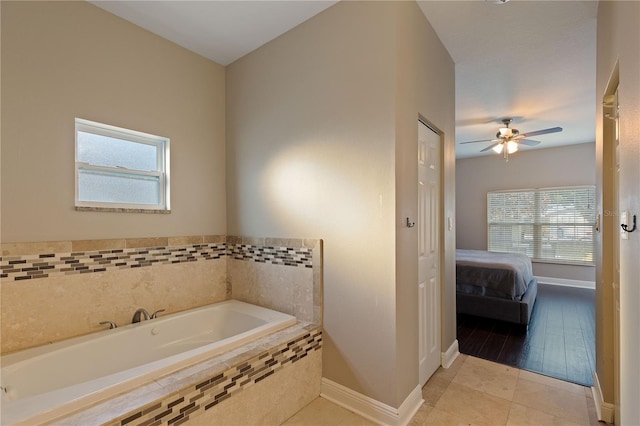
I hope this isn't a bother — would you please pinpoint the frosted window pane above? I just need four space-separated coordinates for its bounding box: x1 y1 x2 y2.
77 131 158 171
78 170 159 205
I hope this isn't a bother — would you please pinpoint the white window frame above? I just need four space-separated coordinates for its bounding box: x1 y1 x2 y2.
487 185 596 266
75 118 170 211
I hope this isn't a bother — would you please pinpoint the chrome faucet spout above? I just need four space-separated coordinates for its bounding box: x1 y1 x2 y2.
132 308 151 323
151 309 165 319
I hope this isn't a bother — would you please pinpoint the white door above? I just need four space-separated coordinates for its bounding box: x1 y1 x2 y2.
418 120 441 386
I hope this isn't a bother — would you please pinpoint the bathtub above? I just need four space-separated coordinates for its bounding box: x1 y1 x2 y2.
0 300 297 425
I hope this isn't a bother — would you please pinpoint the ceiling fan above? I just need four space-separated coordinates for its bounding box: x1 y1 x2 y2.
460 118 562 160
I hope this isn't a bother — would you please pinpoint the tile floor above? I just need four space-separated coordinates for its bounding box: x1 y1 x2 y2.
282 354 607 426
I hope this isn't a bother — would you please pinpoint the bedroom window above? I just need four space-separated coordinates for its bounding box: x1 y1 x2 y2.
75 118 170 211
487 186 596 265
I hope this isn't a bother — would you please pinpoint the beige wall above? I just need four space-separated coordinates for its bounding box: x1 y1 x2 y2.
226 1 455 407
394 1 456 401
456 142 596 282
595 2 640 423
0 1 226 243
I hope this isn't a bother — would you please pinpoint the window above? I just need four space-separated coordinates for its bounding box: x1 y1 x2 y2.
75 118 170 211
487 186 596 265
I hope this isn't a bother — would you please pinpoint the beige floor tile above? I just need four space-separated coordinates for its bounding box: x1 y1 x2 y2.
286 356 599 426
452 356 520 401
431 353 468 384
281 397 376 426
518 369 587 396
408 403 433 426
507 402 583 426
512 378 589 425
424 406 483 426
434 382 511 426
422 374 450 407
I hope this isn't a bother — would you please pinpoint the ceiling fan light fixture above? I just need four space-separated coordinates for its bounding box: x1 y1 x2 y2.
493 143 504 154
496 123 518 139
507 140 518 154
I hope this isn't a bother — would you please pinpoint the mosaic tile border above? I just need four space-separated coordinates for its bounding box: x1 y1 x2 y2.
228 244 313 268
0 244 226 282
110 329 322 426
0 242 313 282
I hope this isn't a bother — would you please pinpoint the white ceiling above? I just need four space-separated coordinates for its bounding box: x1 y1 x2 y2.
90 0 598 159
90 1 339 66
418 0 598 158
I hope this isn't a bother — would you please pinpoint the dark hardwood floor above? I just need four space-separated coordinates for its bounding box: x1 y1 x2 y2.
457 283 596 386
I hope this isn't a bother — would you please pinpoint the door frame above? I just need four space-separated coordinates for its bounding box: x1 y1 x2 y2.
595 62 620 424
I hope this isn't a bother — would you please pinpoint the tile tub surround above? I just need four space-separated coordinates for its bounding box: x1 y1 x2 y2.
0 235 322 354
58 324 322 426
0 237 229 354
228 236 322 325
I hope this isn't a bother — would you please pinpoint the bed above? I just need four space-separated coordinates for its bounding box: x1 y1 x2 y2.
456 249 538 325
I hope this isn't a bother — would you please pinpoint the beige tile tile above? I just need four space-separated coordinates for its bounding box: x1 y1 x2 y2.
203 235 226 244
1 240 72 256
507 402 583 426
422 374 450 407
265 237 303 249
453 356 520 400
1 258 228 353
432 353 468 384
423 406 483 426
513 378 589 425
435 382 511 426
282 397 376 426
518 369 587 396
229 259 315 323
125 237 168 248
167 235 203 246
72 238 126 252
408 403 433 426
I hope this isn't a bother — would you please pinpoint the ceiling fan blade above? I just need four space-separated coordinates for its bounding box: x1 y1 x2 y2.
460 138 501 145
518 139 541 146
518 127 562 138
480 142 502 152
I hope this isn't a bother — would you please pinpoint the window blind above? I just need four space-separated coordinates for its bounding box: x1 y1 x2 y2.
487 186 596 265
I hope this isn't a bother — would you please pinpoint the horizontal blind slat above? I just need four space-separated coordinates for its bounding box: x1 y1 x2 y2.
487 186 595 265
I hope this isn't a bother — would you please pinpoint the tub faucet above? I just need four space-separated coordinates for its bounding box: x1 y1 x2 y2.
151 309 165 319
132 308 151 323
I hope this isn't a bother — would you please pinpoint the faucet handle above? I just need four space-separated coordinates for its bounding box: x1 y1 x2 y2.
151 309 166 319
99 321 117 329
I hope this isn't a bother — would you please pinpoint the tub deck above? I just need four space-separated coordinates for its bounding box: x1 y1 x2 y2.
50 322 320 426
0 301 302 425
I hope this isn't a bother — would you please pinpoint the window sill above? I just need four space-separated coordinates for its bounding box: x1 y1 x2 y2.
75 206 171 214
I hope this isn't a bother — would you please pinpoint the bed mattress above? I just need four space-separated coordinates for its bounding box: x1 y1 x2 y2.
456 249 534 300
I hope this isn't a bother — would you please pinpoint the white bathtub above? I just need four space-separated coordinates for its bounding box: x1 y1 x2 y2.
0 300 297 425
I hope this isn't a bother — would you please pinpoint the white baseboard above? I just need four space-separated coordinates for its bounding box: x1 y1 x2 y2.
591 372 615 423
535 276 595 290
320 378 423 426
441 339 460 369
